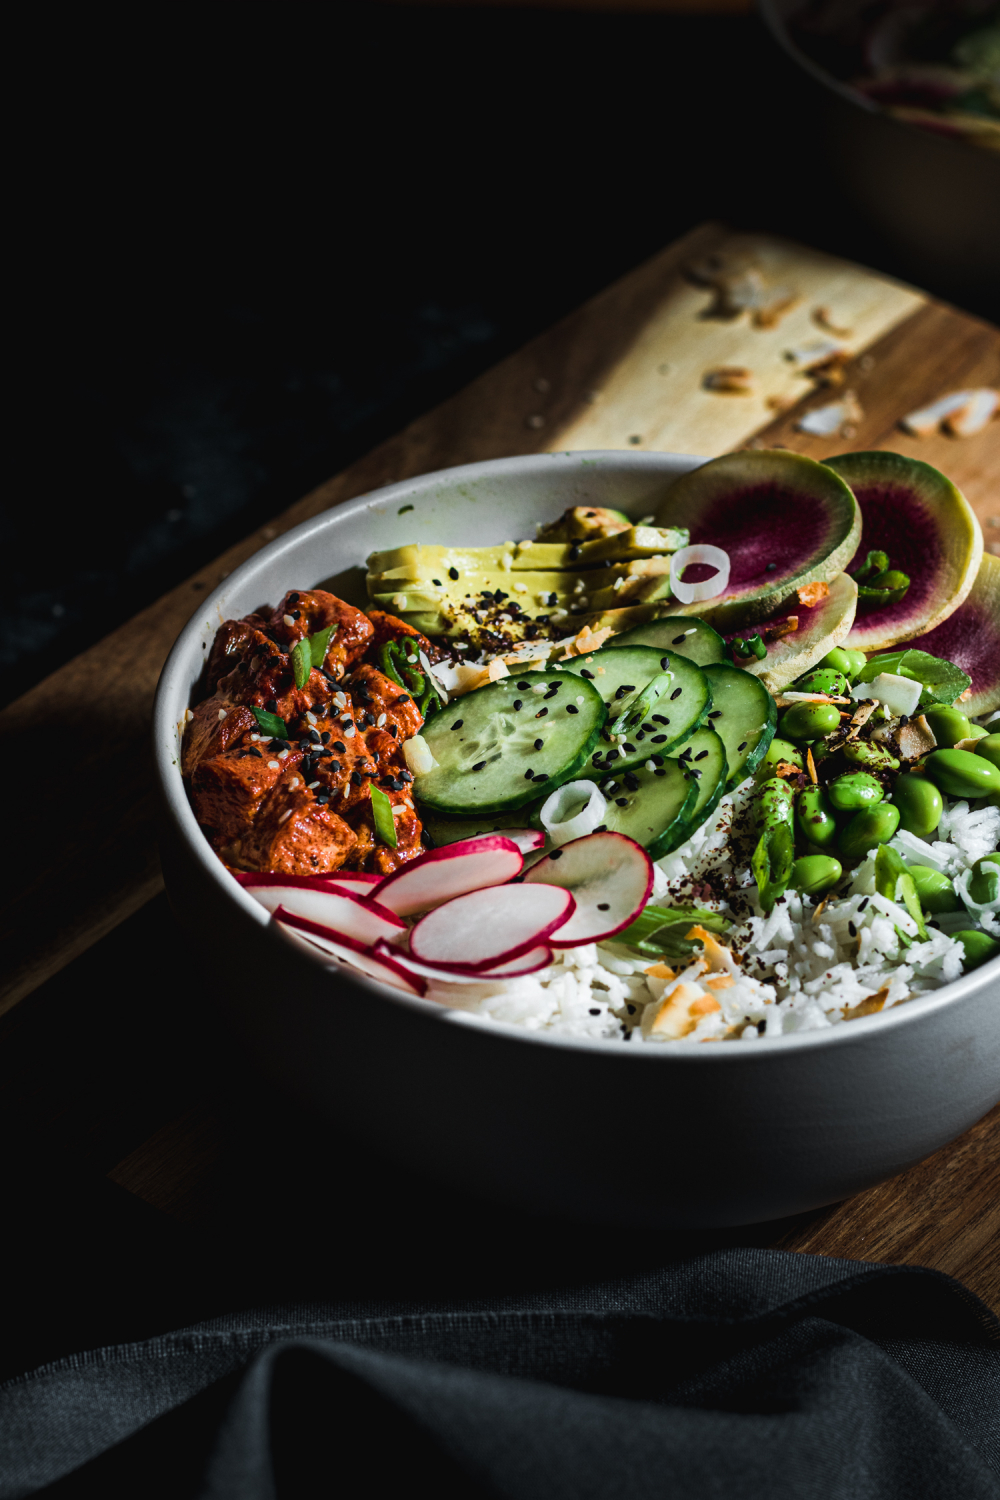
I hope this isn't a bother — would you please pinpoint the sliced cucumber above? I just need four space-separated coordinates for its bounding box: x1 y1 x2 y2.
703 664 777 789
412 670 605 815
593 758 697 861
562 645 711 775
672 725 728 837
419 806 543 847
604 616 727 666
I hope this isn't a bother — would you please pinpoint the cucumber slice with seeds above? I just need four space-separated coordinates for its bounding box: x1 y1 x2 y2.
673 725 728 836
605 616 726 666
703 664 777 789
593 757 697 860
562 645 711 775
413 671 604 815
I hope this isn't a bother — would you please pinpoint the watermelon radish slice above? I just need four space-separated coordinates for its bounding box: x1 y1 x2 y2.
373 836 524 916
900 552 1000 715
409 883 575 969
375 940 554 982
274 910 427 997
653 450 861 630
823 451 983 652
736 571 859 694
236 873 405 943
523 831 653 945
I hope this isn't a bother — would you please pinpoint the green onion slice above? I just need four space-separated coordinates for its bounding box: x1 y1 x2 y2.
309 624 336 668
752 824 793 914
370 783 398 848
875 845 927 940
251 706 288 738
290 637 312 689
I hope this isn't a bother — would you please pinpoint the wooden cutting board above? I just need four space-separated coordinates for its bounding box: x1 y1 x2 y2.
3 222 999 1306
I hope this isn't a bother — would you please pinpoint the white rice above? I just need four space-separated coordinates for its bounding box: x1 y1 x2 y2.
413 776 996 1044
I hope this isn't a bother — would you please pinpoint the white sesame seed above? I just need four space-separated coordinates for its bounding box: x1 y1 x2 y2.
514 582 527 593
307 780 320 789
283 613 295 627
278 809 293 824
250 732 260 741
268 760 280 769
377 713 387 727
645 760 656 772
344 725 356 737
334 692 347 708
258 736 272 744
288 776 301 788
278 749 289 759
218 709 227 721
532 684 547 695
391 804 405 817
306 711 317 725
576 695 585 704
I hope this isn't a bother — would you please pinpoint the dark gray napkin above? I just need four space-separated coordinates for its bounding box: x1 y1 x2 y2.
2 1248 997 1500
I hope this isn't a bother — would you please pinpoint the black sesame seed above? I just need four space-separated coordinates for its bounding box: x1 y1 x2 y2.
517 682 530 690
615 796 629 806
513 700 523 711
399 770 413 783
597 902 610 911
670 687 683 700
707 710 722 719
600 729 611 743
350 771 362 786
580 668 594 679
566 704 579 714
660 657 669 669
766 563 777 572
472 760 487 772
536 707 548 718
605 749 619 762
320 731 331 743
450 720 464 730
265 699 278 713
534 738 544 750
548 681 562 691
393 694 411 706
623 772 640 790
333 741 346 753
651 714 669 725
309 729 321 743
288 592 300 603
654 768 666 777
651 735 667 743
636 731 645 741
858 897 870 911
695 750 708 761
362 713 376 727
328 760 341 772
524 768 535 779
315 791 330 804
448 567 459 580
532 773 548 783
550 849 563 860
623 742 636 754
589 1007 601 1016
848 921 857 937
737 741 748 752
690 768 702 778
432 579 442 587
248 747 263 759
290 609 301 620
671 634 686 644
593 824 607 833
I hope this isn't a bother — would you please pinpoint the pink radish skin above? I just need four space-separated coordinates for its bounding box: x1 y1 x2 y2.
274 908 427 997
465 828 545 855
325 872 383 893
239 879 405 944
524 832 653 945
378 940 554 983
373 835 524 917
409 882 574 970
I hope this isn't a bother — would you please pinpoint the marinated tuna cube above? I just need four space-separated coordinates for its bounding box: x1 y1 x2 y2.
267 590 374 677
349 664 425 741
182 697 257 777
241 779 358 875
206 616 271 694
191 740 303 840
350 795 423 875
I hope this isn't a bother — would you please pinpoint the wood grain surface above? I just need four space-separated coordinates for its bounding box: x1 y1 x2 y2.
4 222 999 1303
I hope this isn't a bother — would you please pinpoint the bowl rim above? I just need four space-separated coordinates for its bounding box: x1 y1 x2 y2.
152 448 1000 1064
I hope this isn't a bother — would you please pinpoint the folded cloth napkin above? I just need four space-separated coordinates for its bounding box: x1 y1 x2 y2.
1 1247 997 1500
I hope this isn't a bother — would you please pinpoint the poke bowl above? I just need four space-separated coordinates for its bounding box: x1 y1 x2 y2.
153 448 1000 1228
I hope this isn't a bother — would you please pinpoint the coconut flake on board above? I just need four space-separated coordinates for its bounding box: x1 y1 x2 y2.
900 388 998 438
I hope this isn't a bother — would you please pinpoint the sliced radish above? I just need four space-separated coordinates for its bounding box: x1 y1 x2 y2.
524 831 653 945
373 836 524 917
325 871 383 893
409 883 575 969
274 910 427 997
373 940 553 983
239 877 405 944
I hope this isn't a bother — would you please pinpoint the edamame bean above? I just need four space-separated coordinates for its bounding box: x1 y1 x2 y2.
968 857 1000 906
908 865 961 913
796 784 838 849
891 773 942 837
827 771 883 812
924 748 1000 799
790 854 843 897
923 705 972 747
818 646 867 681
838 803 901 863
790 668 850 698
976 734 1000 769
963 724 988 741
953 930 1000 971
842 739 900 772
779 701 842 742
757 776 796 832
755 738 803 779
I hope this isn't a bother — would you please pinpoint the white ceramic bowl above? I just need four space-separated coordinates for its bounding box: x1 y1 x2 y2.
153 451 1000 1228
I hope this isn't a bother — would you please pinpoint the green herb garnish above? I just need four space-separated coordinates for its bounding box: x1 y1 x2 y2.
309 624 335 668
290 637 312 689
852 550 911 607
251 706 288 738
875 845 928 941
370 783 398 848
616 904 730 959
855 648 970 708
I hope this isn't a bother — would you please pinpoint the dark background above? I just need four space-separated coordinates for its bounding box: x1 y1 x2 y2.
4 2 996 1389
10 0 994 711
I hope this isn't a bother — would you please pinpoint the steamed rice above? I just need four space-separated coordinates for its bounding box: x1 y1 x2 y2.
414 776 998 1045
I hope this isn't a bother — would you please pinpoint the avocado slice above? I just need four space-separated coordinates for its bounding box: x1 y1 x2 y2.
367 526 687 582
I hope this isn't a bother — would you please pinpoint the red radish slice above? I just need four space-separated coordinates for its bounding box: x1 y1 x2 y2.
276 912 426 997
461 827 545 855
373 836 524 917
409 883 574 969
326 872 383 893
377 940 553 983
239 879 404 944
524 831 653 946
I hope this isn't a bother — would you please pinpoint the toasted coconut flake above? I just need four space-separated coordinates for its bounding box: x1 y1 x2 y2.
944 388 999 437
845 701 876 739
796 390 863 437
896 715 937 760
812 306 853 337
899 389 973 436
785 337 846 367
806 746 818 784
703 366 755 394
565 623 614 658
765 393 796 413
797 579 830 608
760 616 799 643
811 897 828 925
841 985 890 1021
752 289 800 328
